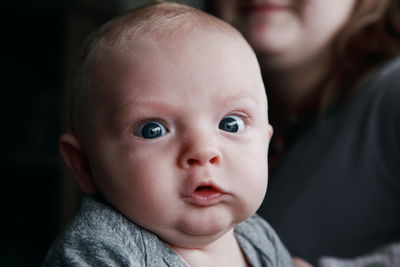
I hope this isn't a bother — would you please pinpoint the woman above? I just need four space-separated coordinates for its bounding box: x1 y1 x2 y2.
209 0 400 265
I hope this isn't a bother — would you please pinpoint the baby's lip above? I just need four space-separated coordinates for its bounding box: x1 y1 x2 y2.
183 182 229 207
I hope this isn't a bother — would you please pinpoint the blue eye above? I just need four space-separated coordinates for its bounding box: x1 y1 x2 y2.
219 115 245 133
133 121 168 139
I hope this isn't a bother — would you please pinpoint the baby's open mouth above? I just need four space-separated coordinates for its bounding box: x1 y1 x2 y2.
183 182 228 206
192 185 222 199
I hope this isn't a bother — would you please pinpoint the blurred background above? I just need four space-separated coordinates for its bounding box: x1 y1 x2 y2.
1 0 204 266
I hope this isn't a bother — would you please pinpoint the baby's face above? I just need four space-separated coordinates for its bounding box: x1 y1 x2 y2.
85 29 271 247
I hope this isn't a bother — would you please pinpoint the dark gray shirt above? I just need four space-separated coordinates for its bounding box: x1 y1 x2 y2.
43 196 293 266
260 57 400 264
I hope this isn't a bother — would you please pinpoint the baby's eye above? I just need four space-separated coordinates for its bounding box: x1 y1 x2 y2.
218 115 245 133
133 121 168 139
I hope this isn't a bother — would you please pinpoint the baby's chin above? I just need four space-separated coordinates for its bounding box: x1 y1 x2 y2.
156 207 253 248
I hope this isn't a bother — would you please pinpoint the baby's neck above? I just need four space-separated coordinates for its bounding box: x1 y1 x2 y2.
170 229 248 267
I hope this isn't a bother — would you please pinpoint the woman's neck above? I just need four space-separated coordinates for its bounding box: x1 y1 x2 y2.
259 51 331 116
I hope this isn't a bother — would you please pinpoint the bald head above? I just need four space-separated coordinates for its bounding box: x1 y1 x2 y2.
71 1 260 138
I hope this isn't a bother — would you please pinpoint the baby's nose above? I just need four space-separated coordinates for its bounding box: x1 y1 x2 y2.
185 151 220 167
178 135 222 169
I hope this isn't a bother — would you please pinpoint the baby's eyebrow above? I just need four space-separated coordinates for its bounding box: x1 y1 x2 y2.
220 94 260 109
110 98 176 119
109 93 262 122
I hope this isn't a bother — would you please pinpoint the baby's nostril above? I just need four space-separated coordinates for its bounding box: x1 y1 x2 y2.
187 159 197 165
209 156 219 164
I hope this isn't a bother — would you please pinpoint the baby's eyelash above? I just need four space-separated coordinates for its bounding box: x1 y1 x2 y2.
130 118 168 132
229 111 251 124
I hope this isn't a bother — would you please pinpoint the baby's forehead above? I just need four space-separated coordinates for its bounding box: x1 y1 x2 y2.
89 34 260 106
90 30 249 91
89 20 262 97
88 21 252 89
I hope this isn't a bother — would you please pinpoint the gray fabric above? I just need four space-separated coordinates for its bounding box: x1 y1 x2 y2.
259 57 400 265
318 242 400 267
43 196 293 266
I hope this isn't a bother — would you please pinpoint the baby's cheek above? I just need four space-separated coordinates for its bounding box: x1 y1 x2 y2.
251 172 268 200
233 166 267 217
245 154 269 207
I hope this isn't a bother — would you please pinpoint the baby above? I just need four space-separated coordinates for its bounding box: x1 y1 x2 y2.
43 1 293 266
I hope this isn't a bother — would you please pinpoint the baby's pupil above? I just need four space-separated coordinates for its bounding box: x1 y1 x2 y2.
142 122 162 138
220 117 238 132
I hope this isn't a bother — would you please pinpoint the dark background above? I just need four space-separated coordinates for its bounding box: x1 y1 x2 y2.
2 1 66 266
0 1 115 266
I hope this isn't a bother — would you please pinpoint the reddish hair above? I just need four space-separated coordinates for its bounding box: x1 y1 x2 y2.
330 0 400 105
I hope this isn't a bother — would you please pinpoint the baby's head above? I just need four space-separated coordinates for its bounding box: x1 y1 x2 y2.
61 1 272 248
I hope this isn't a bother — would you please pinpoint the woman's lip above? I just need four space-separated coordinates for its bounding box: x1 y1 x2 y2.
240 3 288 14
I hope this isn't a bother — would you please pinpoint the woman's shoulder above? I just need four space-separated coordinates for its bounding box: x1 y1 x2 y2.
367 57 400 118
375 57 400 82
354 57 400 171
363 57 400 98
350 57 400 126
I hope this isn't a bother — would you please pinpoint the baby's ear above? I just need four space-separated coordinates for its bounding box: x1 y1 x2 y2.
59 133 97 195
267 124 273 139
